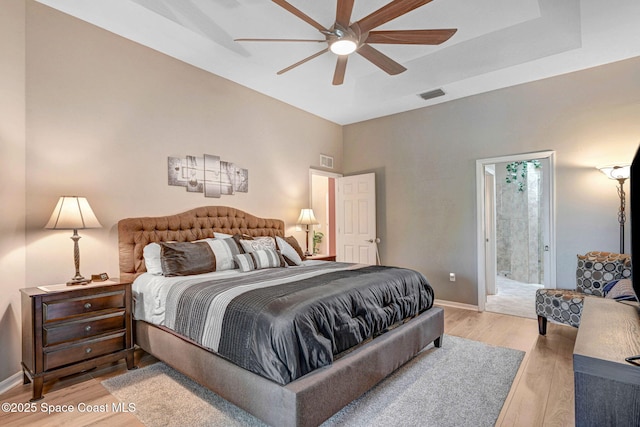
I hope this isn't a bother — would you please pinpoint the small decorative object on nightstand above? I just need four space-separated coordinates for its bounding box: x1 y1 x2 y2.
21 279 135 401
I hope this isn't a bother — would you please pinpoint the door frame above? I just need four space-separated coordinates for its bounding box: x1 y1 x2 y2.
309 168 342 206
484 165 497 296
475 150 556 312
309 168 342 256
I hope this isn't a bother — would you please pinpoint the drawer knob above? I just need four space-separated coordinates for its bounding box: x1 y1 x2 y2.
85 347 92 354
84 302 92 310
85 325 92 332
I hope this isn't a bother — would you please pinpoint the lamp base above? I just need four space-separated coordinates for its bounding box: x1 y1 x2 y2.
67 277 91 286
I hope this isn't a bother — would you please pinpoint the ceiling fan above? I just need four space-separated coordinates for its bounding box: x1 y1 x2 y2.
235 0 457 85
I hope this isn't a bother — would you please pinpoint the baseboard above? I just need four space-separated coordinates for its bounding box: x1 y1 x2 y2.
0 371 22 396
434 299 479 312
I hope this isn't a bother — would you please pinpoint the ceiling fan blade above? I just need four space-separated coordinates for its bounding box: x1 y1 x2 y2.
277 48 329 75
357 0 434 33
271 0 327 32
366 29 457 45
336 0 355 28
235 38 326 43
357 44 406 75
333 56 348 85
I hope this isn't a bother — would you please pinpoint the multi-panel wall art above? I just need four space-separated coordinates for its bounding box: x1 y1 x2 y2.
168 154 248 198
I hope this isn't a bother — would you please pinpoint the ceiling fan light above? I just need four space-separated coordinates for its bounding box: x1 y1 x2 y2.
330 39 357 55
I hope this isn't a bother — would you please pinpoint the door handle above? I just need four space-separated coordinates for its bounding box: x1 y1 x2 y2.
367 238 381 243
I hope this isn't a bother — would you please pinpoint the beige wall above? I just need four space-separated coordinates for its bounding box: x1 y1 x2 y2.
0 1 341 383
0 0 27 385
24 1 342 289
344 57 640 305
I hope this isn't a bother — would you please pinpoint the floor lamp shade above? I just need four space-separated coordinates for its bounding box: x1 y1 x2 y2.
597 164 631 253
297 208 319 256
45 196 102 285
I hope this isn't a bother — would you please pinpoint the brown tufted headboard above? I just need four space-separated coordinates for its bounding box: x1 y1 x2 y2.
118 206 285 283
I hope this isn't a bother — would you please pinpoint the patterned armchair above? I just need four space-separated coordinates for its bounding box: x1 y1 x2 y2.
535 251 632 335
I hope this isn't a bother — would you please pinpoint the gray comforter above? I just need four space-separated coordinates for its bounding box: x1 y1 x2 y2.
164 263 434 384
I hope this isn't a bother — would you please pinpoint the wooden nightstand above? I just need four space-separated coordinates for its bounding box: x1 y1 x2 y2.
21 280 135 401
307 254 337 261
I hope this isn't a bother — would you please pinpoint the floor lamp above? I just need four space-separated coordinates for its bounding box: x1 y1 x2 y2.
598 164 631 254
297 208 319 256
45 196 102 285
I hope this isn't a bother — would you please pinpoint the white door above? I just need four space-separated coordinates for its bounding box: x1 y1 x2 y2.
540 157 552 286
484 166 497 296
336 173 377 264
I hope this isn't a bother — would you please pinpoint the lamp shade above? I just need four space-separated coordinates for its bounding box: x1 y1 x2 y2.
45 196 102 230
297 208 319 226
597 164 631 180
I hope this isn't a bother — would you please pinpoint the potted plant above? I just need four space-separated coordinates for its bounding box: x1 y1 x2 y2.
313 231 324 255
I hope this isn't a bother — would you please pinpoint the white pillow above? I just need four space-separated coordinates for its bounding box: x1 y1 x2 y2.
214 232 232 239
143 242 163 275
276 236 303 266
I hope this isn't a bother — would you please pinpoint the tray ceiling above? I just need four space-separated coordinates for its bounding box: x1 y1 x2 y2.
36 0 640 124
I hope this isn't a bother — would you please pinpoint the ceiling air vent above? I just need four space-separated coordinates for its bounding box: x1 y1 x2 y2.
320 154 334 169
418 88 445 101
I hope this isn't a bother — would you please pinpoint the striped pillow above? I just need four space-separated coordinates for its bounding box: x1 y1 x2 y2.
235 249 283 272
201 238 241 271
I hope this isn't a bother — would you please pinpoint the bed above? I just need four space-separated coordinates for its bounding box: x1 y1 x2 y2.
118 206 444 427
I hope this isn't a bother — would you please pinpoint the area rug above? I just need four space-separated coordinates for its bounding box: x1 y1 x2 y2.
102 335 524 427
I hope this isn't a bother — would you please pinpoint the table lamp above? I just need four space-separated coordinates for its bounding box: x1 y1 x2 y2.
45 196 102 285
297 208 319 256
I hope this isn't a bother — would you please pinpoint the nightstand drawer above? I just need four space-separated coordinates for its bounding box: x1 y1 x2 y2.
43 311 126 346
43 332 126 371
43 291 125 322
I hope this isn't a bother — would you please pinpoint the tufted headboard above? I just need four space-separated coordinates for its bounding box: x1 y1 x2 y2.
118 206 285 283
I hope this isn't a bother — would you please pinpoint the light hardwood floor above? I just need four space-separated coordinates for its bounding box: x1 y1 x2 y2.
0 306 577 426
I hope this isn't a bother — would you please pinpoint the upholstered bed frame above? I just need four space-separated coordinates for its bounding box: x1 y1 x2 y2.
118 206 444 427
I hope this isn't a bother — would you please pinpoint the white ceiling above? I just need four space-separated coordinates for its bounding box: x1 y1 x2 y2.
36 0 640 125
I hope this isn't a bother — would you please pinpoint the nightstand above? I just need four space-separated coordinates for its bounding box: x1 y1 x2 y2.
21 280 135 401
307 254 337 261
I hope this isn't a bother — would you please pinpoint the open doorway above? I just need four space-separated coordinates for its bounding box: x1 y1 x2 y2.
309 169 341 257
476 151 556 318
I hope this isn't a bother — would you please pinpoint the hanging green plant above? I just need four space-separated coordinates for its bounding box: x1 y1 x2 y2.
505 160 541 192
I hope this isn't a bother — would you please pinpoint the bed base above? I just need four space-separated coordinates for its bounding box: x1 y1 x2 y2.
135 306 444 427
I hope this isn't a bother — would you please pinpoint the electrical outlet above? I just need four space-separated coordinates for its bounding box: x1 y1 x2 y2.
449 273 456 282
